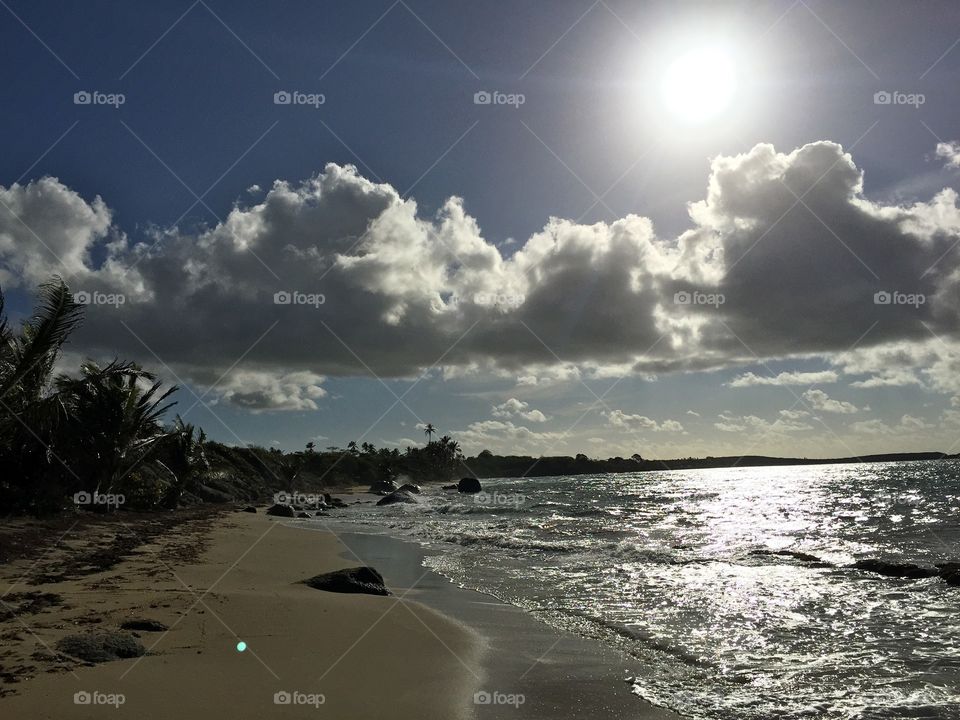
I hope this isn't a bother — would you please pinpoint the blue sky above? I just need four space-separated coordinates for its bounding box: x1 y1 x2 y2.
3 0 960 457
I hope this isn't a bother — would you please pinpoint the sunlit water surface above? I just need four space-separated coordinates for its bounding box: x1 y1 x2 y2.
327 461 960 719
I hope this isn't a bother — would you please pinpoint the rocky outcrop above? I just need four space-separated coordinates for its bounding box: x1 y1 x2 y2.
852 559 939 580
265 503 296 517
397 483 421 494
376 490 418 506
241 506 257 513
457 477 482 494
369 479 398 495
301 567 390 595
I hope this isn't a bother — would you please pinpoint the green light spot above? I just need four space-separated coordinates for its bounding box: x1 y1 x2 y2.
236 641 247 652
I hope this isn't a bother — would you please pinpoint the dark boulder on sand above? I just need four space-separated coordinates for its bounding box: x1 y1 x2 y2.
266 503 296 517
301 567 390 596
241 506 257 513
57 632 145 663
120 619 168 632
442 484 457 490
376 490 418 506
397 483 421 494
852 558 939 580
457 477 482 494
369 479 398 495
297 511 312 518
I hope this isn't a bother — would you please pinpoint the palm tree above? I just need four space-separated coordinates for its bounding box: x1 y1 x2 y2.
305 441 316 453
423 423 436 443
156 415 208 507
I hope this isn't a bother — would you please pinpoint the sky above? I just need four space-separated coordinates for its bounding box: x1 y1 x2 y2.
3 0 960 458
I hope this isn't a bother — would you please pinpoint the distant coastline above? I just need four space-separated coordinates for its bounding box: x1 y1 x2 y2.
462 451 957 479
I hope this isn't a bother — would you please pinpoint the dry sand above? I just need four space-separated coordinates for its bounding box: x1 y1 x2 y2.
0 510 482 719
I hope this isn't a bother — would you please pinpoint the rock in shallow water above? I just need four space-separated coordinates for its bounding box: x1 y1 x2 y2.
376 490 418 506
457 477 482 494
301 567 390 595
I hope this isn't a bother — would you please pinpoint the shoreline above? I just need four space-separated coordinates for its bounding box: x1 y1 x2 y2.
325 526 683 719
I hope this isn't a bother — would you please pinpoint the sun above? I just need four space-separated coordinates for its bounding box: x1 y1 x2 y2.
659 45 738 125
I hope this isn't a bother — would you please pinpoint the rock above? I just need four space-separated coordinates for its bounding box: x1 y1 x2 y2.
441 484 457 490
750 549 823 564
297 511 312 518
369 479 398 495
241 506 257 513
936 563 960 586
376 490 418 506
397 483 421 494
56 632 145 663
301 567 390 596
457 477 482 494
852 558 939 580
119 619 168 632
265 503 296 518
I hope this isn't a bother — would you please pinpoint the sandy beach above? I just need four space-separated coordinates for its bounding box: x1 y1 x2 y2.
0 501 678 719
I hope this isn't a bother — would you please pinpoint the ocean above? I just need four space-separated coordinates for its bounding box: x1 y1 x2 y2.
327 460 960 719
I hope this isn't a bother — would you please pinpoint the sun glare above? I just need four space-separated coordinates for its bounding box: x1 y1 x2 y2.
659 46 738 125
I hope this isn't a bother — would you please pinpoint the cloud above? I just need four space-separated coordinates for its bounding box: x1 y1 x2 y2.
491 397 548 422
686 409 700 417
456 420 564 454
714 412 814 434
606 410 684 432
802 389 858 414
209 370 327 413
6 140 960 412
936 141 960 169
728 370 838 387
850 414 933 435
